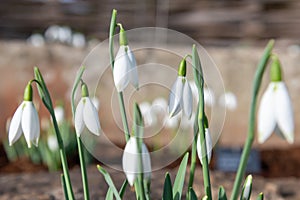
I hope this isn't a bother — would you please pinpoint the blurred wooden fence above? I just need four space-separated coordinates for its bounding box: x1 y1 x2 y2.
0 0 300 43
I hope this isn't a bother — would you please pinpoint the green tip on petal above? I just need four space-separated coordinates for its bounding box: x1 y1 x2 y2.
203 113 209 128
270 55 282 82
118 24 128 46
257 192 264 200
81 83 89 97
178 58 187 77
24 83 33 101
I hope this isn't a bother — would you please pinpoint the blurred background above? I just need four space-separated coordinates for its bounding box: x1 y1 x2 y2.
1 0 300 195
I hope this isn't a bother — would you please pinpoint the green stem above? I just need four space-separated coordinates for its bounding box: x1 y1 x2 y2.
50 111 75 200
71 66 90 200
230 40 274 200
192 45 212 199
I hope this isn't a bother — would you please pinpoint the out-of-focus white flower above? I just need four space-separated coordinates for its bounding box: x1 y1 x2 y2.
258 82 294 143
58 26 72 44
113 45 138 92
241 175 252 200
54 105 64 125
8 84 39 148
189 81 215 107
47 134 59 152
45 25 60 42
72 32 86 48
218 91 237 111
139 102 157 127
151 97 168 116
75 84 101 137
122 137 151 186
168 59 193 119
27 33 45 47
197 128 212 165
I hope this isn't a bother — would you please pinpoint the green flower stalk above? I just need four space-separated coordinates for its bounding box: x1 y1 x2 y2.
230 40 274 200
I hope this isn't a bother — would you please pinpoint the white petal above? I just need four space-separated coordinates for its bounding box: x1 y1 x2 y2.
122 137 138 186
197 128 212 165
242 175 252 200
113 46 131 92
168 76 184 117
203 87 215 107
83 97 101 136
75 98 85 137
142 143 151 181
275 82 294 143
182 81 193 119
22 101 40 148
127 46 139 89
8 102 24 146
54 106 64 124
257 83 276 143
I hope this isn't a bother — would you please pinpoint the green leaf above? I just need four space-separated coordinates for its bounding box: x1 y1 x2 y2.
61 174 69 200
71 66 85 117
256 192 264 200
192 44 203 90
173 152 189 200
218 186 227 200
118 179 128 198
105 187 114 200
189 187 198 200
109 9 117 69
34 67 53 109
163 173 173 200
97 165 122 200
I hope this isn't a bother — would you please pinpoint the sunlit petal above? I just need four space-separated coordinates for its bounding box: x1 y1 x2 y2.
22 101 39 148
197 128 213 165
83 97 101 136
122 137 138 186
257 83 276 143
168 76 184 117
275 82 294 143
75 98 85 137
182 81 193 119
113 46 130 92
8 102 24 146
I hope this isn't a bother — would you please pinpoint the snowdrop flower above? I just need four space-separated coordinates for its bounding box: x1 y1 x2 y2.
54 105 64 125
91 97 100 111
139 102 157 127
44 25 60 42
8 83 40 148
164 114 180 129
258 56 294 144
113 24 138 92
27 33 45 47
197 128 213 165
241 175 252 200
168 58 193 119
75 83 101 137
151 97 168 116
47 134 59 152
189 81 215 107
122 137 151 186
218 91 237 111
72 32 86 48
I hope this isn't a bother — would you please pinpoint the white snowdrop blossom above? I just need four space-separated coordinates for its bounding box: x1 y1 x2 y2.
151 97 168 116
258 82 294 143
168 59 193 119
113 45 138 92
47 134 59 152
139 102 157 127
189 81 215 107
75 84 101 137
218 91 237 111
8 84 40 148
122 137 151 186
54 105 64 124
197 128 213 165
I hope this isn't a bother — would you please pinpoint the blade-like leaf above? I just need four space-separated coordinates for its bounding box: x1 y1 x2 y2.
34 67 53 108
189 187 198 200
218 186 227 200
97 165 122 200
256 192 264 200
173 152 189 200
163 173 173 200
105 187 114 200
119 179 128 198
71 66 85 117
61 174 69 200
192 45 203 90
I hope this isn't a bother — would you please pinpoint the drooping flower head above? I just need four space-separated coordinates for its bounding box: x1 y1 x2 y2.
75 83 101 137
122 137 151 186
168 58 193 119
113 24 138 92
197 114 213 165
8 82 40 148
258 55 294 143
